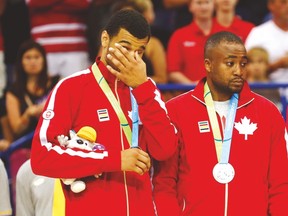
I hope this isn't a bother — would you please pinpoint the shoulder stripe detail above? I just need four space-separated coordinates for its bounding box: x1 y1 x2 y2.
151 82 177 134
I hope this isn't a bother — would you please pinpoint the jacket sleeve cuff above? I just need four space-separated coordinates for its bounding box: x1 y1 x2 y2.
102 149 122 172
132 79 156 104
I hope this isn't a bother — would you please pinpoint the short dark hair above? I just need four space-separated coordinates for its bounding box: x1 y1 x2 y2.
104 9 151 40
204 31 244 58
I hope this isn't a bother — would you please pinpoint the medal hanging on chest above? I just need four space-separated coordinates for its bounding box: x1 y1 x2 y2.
212 162 235 184
204 83 238 184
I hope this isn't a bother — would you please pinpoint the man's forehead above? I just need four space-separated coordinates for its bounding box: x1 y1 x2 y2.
215 42 246 56
115 28 148 40
112 29 148 49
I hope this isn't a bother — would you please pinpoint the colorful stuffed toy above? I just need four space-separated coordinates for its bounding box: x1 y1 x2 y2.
57 126 106 193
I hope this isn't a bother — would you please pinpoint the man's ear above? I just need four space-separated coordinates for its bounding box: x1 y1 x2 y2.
101 30 109 48
204 58 212 73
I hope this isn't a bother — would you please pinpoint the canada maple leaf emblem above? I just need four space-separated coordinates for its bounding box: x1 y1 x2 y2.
234 116 257 140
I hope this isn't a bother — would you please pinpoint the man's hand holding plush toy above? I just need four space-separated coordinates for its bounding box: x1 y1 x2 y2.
57 126 105 193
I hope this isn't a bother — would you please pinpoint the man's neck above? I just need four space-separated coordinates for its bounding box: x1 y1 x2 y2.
273 18 288 31
210 90 232 102
195 18 213 36
206 80 233 101
216 10 235 27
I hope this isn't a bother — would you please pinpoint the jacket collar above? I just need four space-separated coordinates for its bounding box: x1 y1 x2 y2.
191 78 255 108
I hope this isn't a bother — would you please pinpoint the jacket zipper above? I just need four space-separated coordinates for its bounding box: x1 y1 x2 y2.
114 79 130 216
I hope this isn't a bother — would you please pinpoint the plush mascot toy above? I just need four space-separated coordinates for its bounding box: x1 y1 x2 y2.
57 126 105 193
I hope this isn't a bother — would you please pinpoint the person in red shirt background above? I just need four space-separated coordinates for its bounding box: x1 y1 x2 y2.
214 0 254 42
166 0 222 84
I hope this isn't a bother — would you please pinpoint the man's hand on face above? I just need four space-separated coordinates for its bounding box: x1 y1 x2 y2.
106 43 148 88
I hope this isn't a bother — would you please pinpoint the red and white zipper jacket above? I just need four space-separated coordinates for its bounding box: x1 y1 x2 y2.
31 59 177 216
153 78 288 216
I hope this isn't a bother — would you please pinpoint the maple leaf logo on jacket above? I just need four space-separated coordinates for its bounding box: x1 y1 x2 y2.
234 116 258 140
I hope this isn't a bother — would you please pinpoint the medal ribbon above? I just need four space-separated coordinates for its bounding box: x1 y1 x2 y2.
92 63 139 147
130 88 139 148
221 94 238 163
204 82 238 163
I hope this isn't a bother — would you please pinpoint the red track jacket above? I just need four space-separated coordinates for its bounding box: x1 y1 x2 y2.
153 78 288 216
31 60 177 216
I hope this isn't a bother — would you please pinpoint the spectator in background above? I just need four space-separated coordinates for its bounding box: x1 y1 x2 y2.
166 0 219 84
25 0 92 79
245 0 288 92
0 159 12 216
6 40 58 142
5 40 59 210
214 0 254 42
16 159 55 216
112 0 167 84
247 47 272 82
246 47 281 110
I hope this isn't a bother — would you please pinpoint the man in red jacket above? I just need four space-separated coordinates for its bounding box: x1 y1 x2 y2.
153 31 288 216
30 9 177 216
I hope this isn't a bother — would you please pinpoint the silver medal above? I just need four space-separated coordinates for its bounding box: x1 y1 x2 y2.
213 163 235 184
